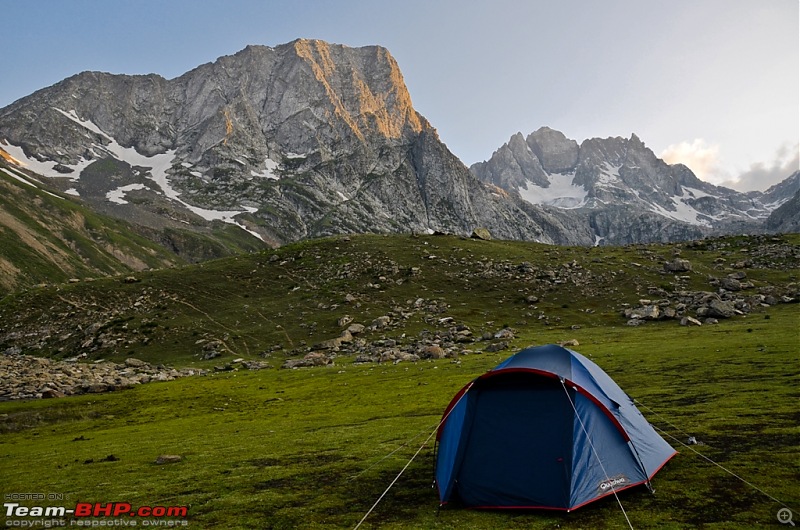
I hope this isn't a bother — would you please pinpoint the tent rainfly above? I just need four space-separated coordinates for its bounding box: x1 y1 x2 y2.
435 344 677 511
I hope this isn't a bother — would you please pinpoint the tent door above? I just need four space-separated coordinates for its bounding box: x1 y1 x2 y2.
455 374 575 508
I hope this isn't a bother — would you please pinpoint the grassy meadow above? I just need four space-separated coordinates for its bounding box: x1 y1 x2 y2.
1 233 798 528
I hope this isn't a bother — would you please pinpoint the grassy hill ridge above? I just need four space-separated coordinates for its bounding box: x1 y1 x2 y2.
1 232 797 367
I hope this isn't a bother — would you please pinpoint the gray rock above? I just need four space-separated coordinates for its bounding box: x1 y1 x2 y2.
707 299 736 318
372 316 391 329
124 358 147 368
720 277 742 291
626 305 660 320
665 259 693 273
155 455 182 465
493 328 516 340
471 228 493 241
420 345 445 359
346 323 365 335
484 342 509 353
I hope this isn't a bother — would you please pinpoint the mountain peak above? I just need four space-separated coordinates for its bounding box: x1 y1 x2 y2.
471 127 794 244
289 38 423 141
526 127 579 174
0 39 561 249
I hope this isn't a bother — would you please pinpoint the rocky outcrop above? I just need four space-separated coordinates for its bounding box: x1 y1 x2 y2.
0 354 205 400
622 268 797 325
766 185 800 233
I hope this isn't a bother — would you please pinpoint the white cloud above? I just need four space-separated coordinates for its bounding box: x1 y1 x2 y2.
660 139 729 185
721 143 799 192
661 140 799 192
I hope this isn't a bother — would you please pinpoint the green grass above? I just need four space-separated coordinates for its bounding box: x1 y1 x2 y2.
0 306 797 528
2 232 797 366
0 232 798 528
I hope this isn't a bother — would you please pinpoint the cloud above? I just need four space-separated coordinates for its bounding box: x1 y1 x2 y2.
722 144 799 192
660 139 729 185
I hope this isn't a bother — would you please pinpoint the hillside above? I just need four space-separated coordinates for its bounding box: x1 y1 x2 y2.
1 232 797 372
0 161 183 294
0 161 268 296
0 232 797 528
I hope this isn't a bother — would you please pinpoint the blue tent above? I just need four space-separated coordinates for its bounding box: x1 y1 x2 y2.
435 344 676 511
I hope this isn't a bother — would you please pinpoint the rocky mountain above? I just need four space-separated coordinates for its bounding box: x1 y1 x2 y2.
471 128 799 245
766 173 800 233
0 40 584 252
0 159 183 295
759 170 800 210
1 41 795 256
0 153 273 296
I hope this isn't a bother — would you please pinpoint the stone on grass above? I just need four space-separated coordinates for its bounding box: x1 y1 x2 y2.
155 455 182 465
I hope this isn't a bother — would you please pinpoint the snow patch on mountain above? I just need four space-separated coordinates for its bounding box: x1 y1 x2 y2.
6 108 263 236
250 158 280 180
0 167 62 200
597 163 622 186
647 186 735 227
107 183 147 204
0 141 93 181
518 172 588 209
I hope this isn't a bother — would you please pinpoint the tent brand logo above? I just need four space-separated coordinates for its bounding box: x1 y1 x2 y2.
598 476 628 493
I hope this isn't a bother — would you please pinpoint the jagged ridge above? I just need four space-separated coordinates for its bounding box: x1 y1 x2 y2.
471 127 799 245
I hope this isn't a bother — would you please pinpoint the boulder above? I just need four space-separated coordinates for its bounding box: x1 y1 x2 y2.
124 358 147 368
312 337 343 351
471 227 493 241
720 277 742 291
347 323 365 335
707 299 736 318
664 259 692 272
40 388 65 399
155 455 182 465
484 342 509 353
372 316 391 329
282 352 332 369
420 345 445 359
626 305 660 320
493 328 516 340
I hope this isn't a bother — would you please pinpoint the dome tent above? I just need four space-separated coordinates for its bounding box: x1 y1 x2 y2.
435 344 676 510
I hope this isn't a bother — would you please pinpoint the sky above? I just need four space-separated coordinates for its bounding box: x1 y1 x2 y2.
1 0 797 192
